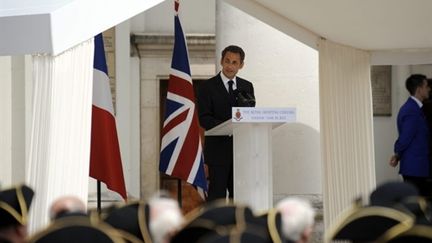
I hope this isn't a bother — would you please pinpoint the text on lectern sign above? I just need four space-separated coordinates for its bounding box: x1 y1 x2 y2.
232 107 296 123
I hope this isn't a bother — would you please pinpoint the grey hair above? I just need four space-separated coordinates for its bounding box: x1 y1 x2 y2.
275 197 315 242
148 195 184 243
49 195 86 220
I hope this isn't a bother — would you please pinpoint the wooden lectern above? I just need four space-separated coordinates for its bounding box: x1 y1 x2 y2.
205 107 296 211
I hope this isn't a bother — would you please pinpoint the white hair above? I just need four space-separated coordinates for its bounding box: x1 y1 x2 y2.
275 197 315 242
148 196 184 243
49 195 86 220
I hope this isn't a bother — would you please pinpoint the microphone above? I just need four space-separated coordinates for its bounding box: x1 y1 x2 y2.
235 90 255 107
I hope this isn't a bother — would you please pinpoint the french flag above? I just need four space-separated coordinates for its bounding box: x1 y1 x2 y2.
89 33 127 200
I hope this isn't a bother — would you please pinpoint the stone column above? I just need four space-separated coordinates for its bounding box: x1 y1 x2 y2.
11 56 28 184
0 56 12 187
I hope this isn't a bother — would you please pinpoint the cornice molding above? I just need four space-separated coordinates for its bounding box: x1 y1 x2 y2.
131 34 215 57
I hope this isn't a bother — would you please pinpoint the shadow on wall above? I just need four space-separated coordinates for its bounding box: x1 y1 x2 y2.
272 123 321 195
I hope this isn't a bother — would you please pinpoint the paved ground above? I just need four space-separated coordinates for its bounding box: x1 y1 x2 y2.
311 212 324 243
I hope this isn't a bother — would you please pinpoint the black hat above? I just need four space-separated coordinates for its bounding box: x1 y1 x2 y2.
394 196 432 226
196 227 270 243
28 216 125 243
103 201 151 243
244 208 286 243
171 200 253 243
267 209 287 243
377 224 432 243
194 200 253 227
170 218 228 243
370 181 432 225
326 204 415 242
370 181 419 207
88 204 117 222
0 184 34 228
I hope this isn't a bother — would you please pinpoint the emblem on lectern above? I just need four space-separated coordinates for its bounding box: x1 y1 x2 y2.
234 108 243 121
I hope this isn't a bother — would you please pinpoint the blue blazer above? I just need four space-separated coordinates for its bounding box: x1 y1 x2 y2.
395 97 430 177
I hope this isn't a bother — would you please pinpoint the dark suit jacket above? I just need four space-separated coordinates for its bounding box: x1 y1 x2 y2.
197 73 254 165
395 97 430 177
422 100 432 176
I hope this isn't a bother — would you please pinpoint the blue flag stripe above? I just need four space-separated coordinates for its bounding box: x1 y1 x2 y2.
93 34 108 74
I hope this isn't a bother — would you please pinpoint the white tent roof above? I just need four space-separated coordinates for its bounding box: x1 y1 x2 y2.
0 0 164 55
252 0 432 51
2 0 432 57
223 0 432 64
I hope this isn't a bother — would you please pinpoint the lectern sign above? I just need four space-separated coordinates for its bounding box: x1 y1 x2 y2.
232 107 296 123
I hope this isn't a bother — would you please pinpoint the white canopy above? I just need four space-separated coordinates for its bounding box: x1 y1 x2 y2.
0 0 164 55
226 0 432 65
248 0 432 50
2 0 432 56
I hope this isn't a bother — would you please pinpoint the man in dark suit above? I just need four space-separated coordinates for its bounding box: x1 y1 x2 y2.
197 45 255 201
390 74 431 197
421 78 432 200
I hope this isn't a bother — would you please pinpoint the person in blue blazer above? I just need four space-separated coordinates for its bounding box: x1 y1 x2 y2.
197 45 255 201
390 74 431 197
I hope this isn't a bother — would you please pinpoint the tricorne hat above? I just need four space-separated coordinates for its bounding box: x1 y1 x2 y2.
28 216 125 243
0 184 34 228
325 202 414 242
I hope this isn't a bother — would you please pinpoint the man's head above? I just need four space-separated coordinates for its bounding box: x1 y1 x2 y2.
406 74 429 101
370 181 419 208
220 45 245 80
148 194 184 243
0 185 34 243
427 78 432 101
275 197 315 243
49 196 86 220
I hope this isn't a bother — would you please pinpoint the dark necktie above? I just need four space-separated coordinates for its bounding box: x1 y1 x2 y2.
228 80 236 104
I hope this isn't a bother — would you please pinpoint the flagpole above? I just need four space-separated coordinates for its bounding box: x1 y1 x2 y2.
97 180 102 213
177 179 182 208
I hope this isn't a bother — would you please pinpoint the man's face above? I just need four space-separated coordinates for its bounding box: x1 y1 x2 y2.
419 79 430 101
221 51 243 79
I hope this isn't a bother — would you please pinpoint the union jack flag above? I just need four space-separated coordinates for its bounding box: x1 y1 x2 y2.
159 0 208 198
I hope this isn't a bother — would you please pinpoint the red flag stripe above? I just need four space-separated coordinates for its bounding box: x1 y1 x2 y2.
161 108 189 136
172 112 201 177
89 105 127 199
168 75 196 100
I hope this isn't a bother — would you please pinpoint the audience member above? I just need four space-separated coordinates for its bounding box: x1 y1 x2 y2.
49 195 87 220
148 194 184 243
0 185 34 243
327 181 432 242
28 216 124 243
275 197 315 243
171 200 255 243
370 181 432 225
103 201 147 242
196 228 269 243
370 180 419 207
